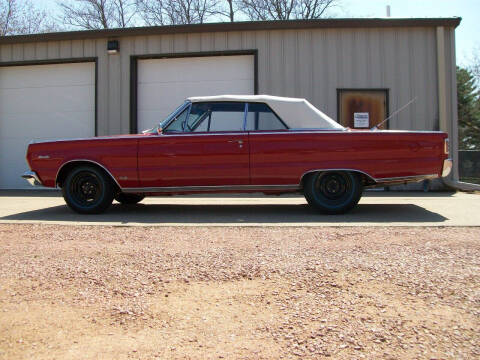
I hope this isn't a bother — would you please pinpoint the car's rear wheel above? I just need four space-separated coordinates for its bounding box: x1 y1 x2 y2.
114 193 145 205
62 165 114 214
304 171 363 214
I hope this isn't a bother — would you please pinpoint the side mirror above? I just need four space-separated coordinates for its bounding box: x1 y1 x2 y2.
157 127 163 135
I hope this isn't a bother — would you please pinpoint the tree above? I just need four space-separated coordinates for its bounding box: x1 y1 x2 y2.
457 66 480 150
136 0 220 25
237 0 337 21
58 0 137 30
0 0 58 35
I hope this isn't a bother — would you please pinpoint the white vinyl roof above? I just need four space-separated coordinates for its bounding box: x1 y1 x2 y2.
187 95 345 130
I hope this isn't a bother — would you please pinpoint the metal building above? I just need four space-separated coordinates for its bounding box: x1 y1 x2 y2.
0 18 461 189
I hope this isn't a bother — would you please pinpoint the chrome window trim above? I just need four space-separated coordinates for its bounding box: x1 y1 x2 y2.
243 102 248 131
161 102 191 133
55 159 122 189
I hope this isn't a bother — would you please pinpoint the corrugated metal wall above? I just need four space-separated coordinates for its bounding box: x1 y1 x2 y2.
0 25 456 146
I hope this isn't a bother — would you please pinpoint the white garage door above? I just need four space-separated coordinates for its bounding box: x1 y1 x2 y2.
137 55 254 132
0 62 95 189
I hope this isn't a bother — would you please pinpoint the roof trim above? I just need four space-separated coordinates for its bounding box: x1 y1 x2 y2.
0 17 461 44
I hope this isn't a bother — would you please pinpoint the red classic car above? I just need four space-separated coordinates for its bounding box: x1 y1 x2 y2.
23 95 452 214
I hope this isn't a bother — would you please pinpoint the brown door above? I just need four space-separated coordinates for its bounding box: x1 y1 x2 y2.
338 90 388 129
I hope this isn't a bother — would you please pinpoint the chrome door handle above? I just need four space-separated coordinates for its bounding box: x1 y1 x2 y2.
228 140 243 144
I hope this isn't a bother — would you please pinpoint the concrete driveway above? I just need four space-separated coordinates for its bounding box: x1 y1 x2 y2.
0 190 478 226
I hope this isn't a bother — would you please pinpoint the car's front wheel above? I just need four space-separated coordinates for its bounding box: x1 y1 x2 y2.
303 171 363 214
114 193 145 205
62 165 114 214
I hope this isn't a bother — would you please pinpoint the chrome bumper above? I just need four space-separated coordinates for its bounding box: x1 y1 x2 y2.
21 171 43 186
442 159 453 177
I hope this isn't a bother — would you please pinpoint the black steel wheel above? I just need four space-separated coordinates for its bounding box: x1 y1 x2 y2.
62 165 114 214
304 171 363 214
114 193 145 205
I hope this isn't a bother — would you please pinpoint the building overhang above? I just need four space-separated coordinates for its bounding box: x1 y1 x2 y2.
0 17 462 45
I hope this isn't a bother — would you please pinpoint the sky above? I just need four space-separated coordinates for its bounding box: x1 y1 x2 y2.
37 0 479 66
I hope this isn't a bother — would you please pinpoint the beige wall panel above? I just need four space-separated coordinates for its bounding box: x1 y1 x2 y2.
147 35 161 54
187 33 202 52
34 42 47 60
96 39 108 135
0 45 12 62
226 31 242 50
242 31 256 49
213 32 227 50
59 40 72 58
120 38 134 134
160 34 173 53
296 30 313 100
134 36 147 55
12 44 23 61
268 31 284 96
108 53 122 134
283 30 297 98
47 41 60 59
23 43 35 60
173 34 188 53
254 31 269 94
71 40 84 58
83 39 96 57
200 33 214 52
447 27 459 179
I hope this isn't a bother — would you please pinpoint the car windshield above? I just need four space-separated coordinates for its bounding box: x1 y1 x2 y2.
142 101 189 134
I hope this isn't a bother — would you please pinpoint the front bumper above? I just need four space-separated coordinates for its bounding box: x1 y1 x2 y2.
442 159 453 177
21 171 43 186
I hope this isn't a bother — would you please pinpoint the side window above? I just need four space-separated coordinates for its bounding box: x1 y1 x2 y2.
246 103 287 131
186 102 246 132
163 106 189 133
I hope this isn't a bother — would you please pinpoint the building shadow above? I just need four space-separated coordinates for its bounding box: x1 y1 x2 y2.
0 202 447 224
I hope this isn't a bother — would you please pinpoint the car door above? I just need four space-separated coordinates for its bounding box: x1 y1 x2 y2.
138 102 249 188
246 102 298 185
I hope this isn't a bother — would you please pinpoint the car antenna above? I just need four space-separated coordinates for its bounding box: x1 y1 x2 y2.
371 97 417 130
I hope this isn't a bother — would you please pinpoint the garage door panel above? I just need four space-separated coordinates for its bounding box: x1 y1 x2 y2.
138 56 254 83
0 63 95 88
1 111 95 139
139 80 253 110
0 86 94 114
0 62 95 189
138 55 254 131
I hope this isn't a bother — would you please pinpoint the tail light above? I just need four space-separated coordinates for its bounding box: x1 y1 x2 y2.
444 138 449 155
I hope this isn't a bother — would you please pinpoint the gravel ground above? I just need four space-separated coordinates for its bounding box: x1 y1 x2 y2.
0 224 479 359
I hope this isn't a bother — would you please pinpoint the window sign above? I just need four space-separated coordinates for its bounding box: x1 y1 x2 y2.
354 112 369 128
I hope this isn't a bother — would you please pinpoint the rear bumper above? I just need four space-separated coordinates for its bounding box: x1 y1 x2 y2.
442 159 453 177
21 171 43 186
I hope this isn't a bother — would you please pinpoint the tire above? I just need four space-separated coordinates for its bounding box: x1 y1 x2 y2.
304 171 363 214
114 193 145 205
61 165 114 214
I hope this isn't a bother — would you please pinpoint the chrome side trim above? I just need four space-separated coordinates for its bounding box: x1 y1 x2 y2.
300 168 438 185
375 174 438 185
22 171 43 186
55 159 122 189
122 184 300 193
442 159 452 177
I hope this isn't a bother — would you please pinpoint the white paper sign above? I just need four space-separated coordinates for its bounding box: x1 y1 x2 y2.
354 112 369 128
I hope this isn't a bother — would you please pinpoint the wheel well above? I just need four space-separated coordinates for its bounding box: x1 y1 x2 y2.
300 170 376 188
56 161 120 191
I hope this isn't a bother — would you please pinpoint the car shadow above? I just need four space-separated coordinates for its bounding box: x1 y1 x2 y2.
0 202 447 224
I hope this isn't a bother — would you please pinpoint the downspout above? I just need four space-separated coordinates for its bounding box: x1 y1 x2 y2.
436 26 480 192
